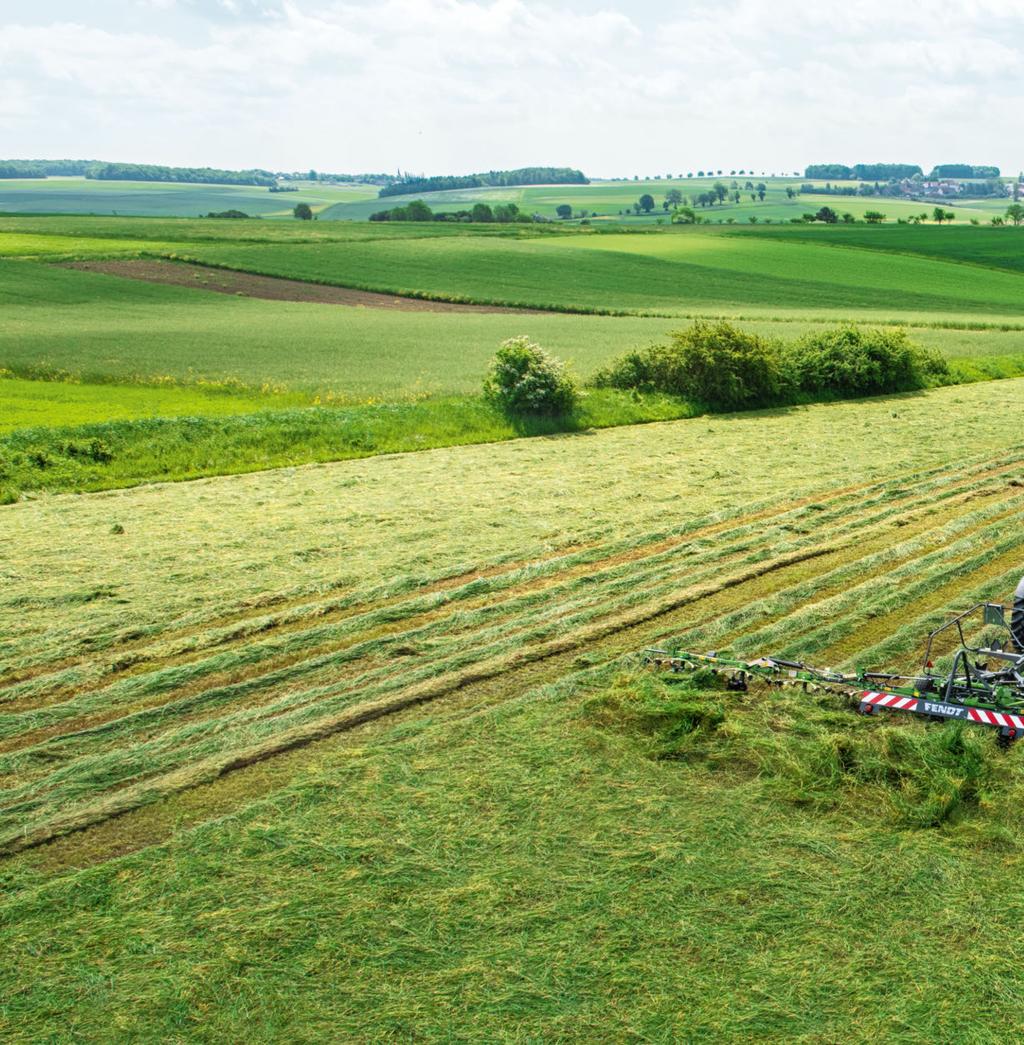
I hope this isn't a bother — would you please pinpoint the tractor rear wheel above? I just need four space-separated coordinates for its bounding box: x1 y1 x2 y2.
1012 576 1024 652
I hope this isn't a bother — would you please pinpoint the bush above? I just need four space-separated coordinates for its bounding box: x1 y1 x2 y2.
595 321 949 412
483 336 578 416
781 326 949 397
594 321 781 411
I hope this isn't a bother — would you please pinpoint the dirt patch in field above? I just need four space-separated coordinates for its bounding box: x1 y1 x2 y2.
65 258 550 314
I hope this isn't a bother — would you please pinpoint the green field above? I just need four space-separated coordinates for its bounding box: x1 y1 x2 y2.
3 215 1024 501
2 175 1013 229
5 380 1024 1039
0 177 377 218
6 260 1024 399
323 176 1014 226
8 214 1024 322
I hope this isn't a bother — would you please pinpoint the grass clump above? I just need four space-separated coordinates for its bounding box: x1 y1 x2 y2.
587 668 1006 829
596 320 949 411
483 335 579 416
583 670 725 759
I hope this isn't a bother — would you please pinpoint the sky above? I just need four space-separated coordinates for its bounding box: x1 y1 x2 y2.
1 0 1021 178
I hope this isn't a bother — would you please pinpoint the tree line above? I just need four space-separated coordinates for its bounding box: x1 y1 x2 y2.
0 159 96 179
805 162 1003 181
378 167 588 198
805 163 923 181
0 159 399 187
367 200 542 224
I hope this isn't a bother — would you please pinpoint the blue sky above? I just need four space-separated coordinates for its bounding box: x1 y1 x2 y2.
2 0 1021 177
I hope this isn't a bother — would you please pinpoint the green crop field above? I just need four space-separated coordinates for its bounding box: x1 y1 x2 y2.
5 380 1024 1040
6 259 1024 400
3 175 1013 228
323 176 1014 226
0 177 377 218
3 214 1024 500
179 230 1024 319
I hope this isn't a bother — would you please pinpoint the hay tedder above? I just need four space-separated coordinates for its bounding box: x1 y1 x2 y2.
644 578 1024 746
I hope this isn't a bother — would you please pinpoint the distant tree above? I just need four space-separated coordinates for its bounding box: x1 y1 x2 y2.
756 182 767 201
992 216 1006 226
750 194 757 203
406 199 434 221
815 206 839 224
293 203 313 220
745 181 754 190
731 191 741 203
749 215 759 224
697 170 705 177
665 188 683 208
841 212 856 223
308 169 318 181
932 206 954 224
471 202 494 222
638 193 655 213
671 206 697 224
1006 203 1024 226
556 204 573 220
863 211 886 223
493 202 520 223
713 181 728 204
785 187 797 199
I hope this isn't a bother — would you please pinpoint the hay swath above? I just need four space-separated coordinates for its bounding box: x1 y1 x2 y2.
644 578 1024 746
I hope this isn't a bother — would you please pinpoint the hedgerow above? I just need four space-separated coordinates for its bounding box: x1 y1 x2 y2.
595 321 950 410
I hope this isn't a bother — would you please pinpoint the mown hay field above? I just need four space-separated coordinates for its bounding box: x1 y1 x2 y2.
1 379 1022 852
3 379 1024 1039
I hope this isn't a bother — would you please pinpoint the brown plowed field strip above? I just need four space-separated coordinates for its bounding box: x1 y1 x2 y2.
64 259 552 313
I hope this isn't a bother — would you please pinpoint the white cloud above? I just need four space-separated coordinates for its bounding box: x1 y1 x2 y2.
1 0 1022 174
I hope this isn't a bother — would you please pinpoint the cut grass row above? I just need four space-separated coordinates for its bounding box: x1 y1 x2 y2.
6 444 1019 705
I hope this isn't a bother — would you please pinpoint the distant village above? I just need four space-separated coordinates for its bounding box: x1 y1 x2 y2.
802 163 1021 202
